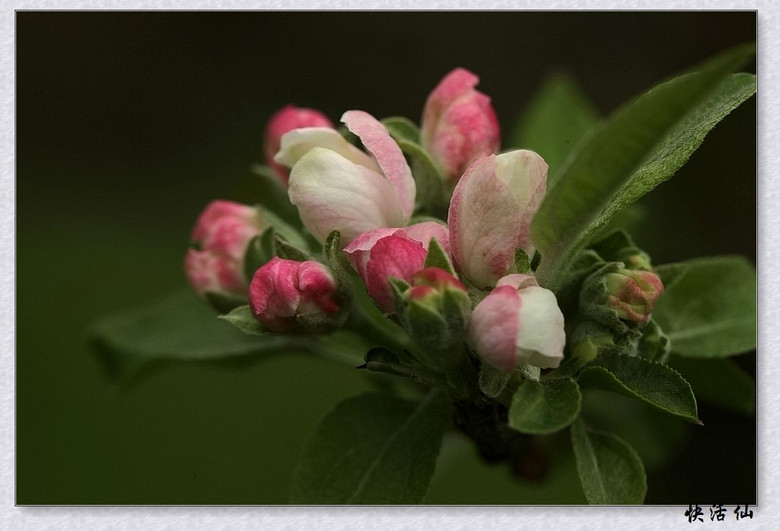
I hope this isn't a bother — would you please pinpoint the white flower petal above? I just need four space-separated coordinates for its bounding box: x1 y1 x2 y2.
288 147 406 244
515 286 565 369
274 127 380 173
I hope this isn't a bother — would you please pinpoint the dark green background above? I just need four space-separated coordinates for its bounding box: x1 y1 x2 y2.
17 12 756 504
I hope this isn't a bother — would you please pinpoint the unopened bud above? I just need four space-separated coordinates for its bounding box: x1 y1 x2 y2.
264 105 333 184
421 68 500 183
185 200 264 298
248 257 342 332
406 267 470 320
604 269 664 323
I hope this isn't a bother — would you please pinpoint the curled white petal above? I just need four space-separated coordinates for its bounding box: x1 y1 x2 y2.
274 127 380 173
288 147 406 244
514 286 565 369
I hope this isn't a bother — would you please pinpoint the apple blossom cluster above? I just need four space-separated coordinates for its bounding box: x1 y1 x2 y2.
184 68 665 388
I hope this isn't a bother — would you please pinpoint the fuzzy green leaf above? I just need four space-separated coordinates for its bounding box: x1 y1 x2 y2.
273 234 310 261
324 230 355 297
654 256 756 357
384 128 448 218
571 418 647 504
478 363 511 399
90 291 300 380
508 377 582 434
578 352 700 423
510 73 600 180
243 227 276 280
588 229 651 270
289 392 447 504
532 44 756 291
424 236 456 275
635 319 672 363
218 304 264 335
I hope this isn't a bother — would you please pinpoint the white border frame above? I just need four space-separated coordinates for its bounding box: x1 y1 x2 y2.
3 2 776 529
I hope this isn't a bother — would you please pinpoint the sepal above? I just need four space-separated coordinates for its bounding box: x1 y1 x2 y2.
589 229 652 271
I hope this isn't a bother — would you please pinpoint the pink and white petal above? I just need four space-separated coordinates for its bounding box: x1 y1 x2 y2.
467 285 521 373
448 156 511 288
341 110 416 220
343 227 406 279
448 151 547 289
515 286 565 369
274 127 380 173
421 68 480 144
288 148 406 244
495 150 548 253
404 221 451 254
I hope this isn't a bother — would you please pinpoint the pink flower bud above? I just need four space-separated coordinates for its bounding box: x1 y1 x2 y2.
184 250 245 296
421 68 500 183
605 269 665 323
468 274 565 372
264 105 333 184
185 200 264 297
448 151 547 289
249 257 341 331
343 230 428 313
283 110 417 244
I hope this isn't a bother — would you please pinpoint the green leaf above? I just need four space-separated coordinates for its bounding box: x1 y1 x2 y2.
669 355 755 414
424 236 456 275
588 229 651 270
532 44 756 291
218 304 264 335
381 116 420 143
260 207 310 251
90 291 301 380
554 249 605 318
384 127 448 218
273 234 310 261
289 392 447 504
478 363 511 399
510 73 599 180
571 418 647 504
243 227 276 280
577 352 700 423
654 256 756 357
360 347 447 389
250 164 302 228
635 319 672 363
508 377 582 434
324 230 355 297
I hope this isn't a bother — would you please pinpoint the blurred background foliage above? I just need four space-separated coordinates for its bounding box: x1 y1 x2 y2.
16 12 755 504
